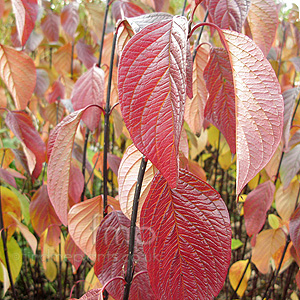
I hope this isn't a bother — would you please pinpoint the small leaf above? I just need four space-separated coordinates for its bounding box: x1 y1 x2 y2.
71 65 105 131
140 169 231 299
223 30 284 195
47 79 65 104
84 2 104 40
0 260 9 296
0 44 36 109
68 162 84 206
229 260 251 297
112 0 145 21
231 238 243 250
204 47 236 153
76 39 97 69
118 16 189 188
247 0 278 56
45 259 57 282
290 204 300 258
41 9 60 42
61 2 79 39
208 0 250 32
65 234 84 271
5 111 46 178
11 0 39 46
94 211 155 300
53 43 72 75
244 181 275 237
34 69 50 98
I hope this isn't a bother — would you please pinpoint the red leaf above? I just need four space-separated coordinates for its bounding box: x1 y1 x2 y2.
11 0 38 46
5 111 46 178
47 107 103 225
223 30 284 195
282 88 300 151
71 65 105 131
61 2 79 39
94 210 155 300
107 153 121 176
247 0 278 56
112 0 145 21
65 234 84 271
244 181 275 237
47 79 65 103
0 44 36 110
140 168 231 299
207 0 250 32
78 289 101 300
204 47 236 153
118 17 189 188
41 9 60 42
0 168 16 188
76 39 97 69
29 185 62 237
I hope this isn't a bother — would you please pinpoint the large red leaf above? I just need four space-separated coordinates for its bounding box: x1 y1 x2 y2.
118 16 189 188
290 204 300 258
11 0 38 46
41 9 60 42
204 47 236 153
94 210 155 300
47 106 103 225
0 45 36 110
29 185 62 237
5 111 46 178
61 2 79 39
184 46 209 135
112 0 145 21
140 168 231 299
247 0 278 56
223 30 284 195
76 39 97 69
207 0 250 32
244 180 275 237
71 65 105 131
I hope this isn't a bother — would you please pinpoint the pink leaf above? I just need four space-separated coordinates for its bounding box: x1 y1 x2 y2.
140 168 231 299
94 210 156 300
65 234 84 271
11 0 39 46
223 30 284 195
247 0 278 56
207 0 250 32
112 0 145 21
118 17 189 188
47 79 65 104
41 9 60 42
78 289 101 300
34 69 50 98
0 44 36 110
0 168 17 188
71 65 105 131
5 111 46 178
76 39 97 69
204 47 236 153
107 153 121 176
61 2 79 39
68 162 84 206
244 180 275 237
289 205 300 258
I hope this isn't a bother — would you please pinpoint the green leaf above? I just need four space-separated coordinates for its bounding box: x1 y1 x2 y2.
231 239 243 250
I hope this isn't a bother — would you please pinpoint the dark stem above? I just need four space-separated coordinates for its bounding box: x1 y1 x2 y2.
181 0 187 16
192 10 209 62
97 0 110 67
50 47 53 69
281 262 296 299
58 242 62 300
264 234 291 300
71 41 74 80
213 131 221 188
230 254 252 300
123 157 148 300
63 261 70 300
102 31 117 217
80 128 90 203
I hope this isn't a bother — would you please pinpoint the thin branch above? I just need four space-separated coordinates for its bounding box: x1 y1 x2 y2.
98 0 110 67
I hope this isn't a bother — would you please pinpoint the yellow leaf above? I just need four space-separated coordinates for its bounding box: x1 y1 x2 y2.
45 260 57 282
248 173 260 190
229 259 251 297
268 214 281 229
84 267 102 292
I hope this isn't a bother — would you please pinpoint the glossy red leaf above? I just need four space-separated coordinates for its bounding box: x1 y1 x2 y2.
29 185 62 237
65 234 84 271
61 2 79 39
207 0 250 32
71 65 105 131
5 111 46 178
0 44 36 110
290 204 300 259
41 9 60 42
282 88 300 151
280 144 300 189
204 47 236 153
11 0 38 46
34 69 50 98
184 46 208 135
223 30 284 195
76 39 97 69
140 168 231 299
47 79 65 104
112 0 145 21
247 0 278 56
118 16 189 188
94 210 155 300
47 106 103 225
244 181 275 237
